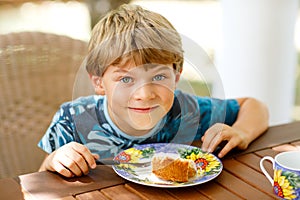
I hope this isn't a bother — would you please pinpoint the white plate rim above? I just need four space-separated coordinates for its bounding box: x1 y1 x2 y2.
112 143 223 188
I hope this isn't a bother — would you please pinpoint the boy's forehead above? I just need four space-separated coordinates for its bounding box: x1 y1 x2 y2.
113 56 173 71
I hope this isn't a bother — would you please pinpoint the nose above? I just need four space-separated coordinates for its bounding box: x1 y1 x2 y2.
132 84 155 100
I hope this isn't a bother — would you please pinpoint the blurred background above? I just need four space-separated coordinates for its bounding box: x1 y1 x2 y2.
0 0 300 124
0 0 299 179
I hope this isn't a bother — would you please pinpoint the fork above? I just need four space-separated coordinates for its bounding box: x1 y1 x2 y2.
96 159 151 167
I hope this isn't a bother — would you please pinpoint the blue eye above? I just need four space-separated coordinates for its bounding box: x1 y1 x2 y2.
120 77 132 83
153 75 165 81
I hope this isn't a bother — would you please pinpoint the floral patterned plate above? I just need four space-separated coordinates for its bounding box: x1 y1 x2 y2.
112 143 223 188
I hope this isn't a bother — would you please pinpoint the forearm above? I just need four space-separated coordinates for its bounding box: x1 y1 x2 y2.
233 97 269 144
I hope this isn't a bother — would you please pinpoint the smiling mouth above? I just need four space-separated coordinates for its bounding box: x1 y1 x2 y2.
128 106 159 113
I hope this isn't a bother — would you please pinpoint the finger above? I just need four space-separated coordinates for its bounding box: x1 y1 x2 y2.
218 140 236 158
92 153 100 166
52 159 74 177
66 153 90 175
62 155 84 176
206 132 224 153
93 153 100 160
71 144 97 170
202 124 224 151
201 131 217 151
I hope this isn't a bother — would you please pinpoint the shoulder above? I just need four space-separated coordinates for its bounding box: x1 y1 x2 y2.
174 90 239 111
60 95 104 110
52 95 105 120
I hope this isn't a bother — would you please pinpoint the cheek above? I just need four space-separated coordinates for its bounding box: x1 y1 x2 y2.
159 87 175 109
107 86 131 106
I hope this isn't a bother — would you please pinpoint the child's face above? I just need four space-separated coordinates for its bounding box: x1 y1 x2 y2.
95 58 180 136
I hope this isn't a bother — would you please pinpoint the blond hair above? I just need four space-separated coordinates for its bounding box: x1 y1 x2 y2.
86 4 184 76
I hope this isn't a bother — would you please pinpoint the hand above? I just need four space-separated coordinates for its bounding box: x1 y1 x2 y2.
201 123 250 158
43 142 99 177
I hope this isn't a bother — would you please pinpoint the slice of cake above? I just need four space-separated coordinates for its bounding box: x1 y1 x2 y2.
151 153 197 182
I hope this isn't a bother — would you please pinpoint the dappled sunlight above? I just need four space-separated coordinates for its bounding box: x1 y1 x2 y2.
273 142 300 152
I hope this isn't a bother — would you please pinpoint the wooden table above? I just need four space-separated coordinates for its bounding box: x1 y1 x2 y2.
1 121 300 200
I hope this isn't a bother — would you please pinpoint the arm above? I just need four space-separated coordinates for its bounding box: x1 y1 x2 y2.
38 100 100 177
233 97 269 145
39 142 99 177
201 97 269 158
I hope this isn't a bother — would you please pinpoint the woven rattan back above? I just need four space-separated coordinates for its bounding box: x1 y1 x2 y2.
0 32 89 178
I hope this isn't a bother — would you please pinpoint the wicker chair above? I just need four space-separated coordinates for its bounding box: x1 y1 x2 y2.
0 32 93 178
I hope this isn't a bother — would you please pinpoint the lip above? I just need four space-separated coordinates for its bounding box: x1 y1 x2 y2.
128 105 159 113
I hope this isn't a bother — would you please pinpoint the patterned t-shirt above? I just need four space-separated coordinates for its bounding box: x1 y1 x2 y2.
38 90 239 158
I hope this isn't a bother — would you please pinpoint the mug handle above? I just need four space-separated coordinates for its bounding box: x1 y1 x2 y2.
259 156 274 185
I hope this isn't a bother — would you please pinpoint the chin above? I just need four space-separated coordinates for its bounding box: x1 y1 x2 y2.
131 122 157 131
134 124 155 131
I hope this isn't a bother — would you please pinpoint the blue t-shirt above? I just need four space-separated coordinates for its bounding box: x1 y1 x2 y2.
38 90 239 158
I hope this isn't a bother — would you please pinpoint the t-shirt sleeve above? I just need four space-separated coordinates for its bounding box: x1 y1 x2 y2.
196 97 240 137
38 105 76 154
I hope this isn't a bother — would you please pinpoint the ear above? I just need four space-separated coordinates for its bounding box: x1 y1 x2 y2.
89 74 105 95
175 71 181 87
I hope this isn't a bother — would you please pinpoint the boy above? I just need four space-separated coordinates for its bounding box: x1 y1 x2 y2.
38 4 269 177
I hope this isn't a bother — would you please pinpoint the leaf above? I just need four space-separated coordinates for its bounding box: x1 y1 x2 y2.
282 171 300 188
141 147 155 157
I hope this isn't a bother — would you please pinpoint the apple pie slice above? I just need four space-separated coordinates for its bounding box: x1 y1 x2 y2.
151 153 197 182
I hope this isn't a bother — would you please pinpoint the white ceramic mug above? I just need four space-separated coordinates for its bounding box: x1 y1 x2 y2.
260 151 300 200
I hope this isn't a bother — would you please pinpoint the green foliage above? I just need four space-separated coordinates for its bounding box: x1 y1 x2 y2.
178 147 202 159
178 80 212 97
282 171 300 189
141 147 155 158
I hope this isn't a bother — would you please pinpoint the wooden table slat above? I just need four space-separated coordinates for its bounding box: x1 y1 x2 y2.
101 185 144 200
0 122 299 200
272 142 300 152
291 141 300 146
19 166 125 200
254 148 279 158
194 181 243 200
235 153 262 172
232 121 300 156
166 187 210 200
217 170 276 199
53 196 76 200
125 183 177 200
222 159 272 194
76 190 109 200
235 152 275 176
